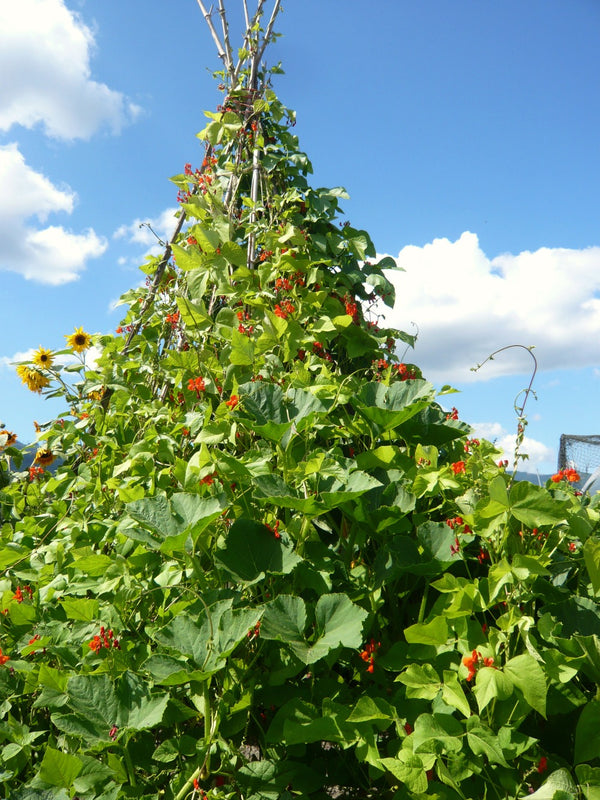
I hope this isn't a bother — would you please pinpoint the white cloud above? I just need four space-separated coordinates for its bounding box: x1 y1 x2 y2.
380 232 600 383
0 0 140 140
0 349 36 369
114 208 179 250
470 421 555 469
0 143 106 283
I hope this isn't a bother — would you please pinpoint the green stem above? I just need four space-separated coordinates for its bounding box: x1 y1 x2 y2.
123 741 137 786
417 582 429 623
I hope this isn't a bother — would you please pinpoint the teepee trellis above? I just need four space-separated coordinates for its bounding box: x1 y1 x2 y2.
122 0 281 355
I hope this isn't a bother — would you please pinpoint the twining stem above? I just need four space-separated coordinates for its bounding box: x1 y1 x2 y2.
471 344 538 480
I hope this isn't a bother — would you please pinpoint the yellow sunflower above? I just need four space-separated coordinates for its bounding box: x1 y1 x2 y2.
32 346 54 370
65 327 92 353
34 448 55 467
0 430 17 450
16 365 50 394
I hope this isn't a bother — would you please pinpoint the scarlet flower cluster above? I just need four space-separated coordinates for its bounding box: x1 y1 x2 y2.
0 647 9 666
464 438 480 453
445 516 472 534
266 520 281 539
462 649 494 681
275 276 292 291
89 626 120 654
394 363 416 381
537 756 548 774
344 294 359 323
312 342 333 362
200 473 217 486
28 466 44 482
551 468 580 483
13 586 32 603
259 250 274 262
359 638 380 673
451 461 466 475
274 300 295 319
446 407 459 420
225 395 239 409
166 311 180 328
188 376 206 395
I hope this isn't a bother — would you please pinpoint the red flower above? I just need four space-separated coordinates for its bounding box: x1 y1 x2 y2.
225 395 239 410
359 638 381 673
28 466 44 482
462 650 479 681
451 461 466 475
0 648 9 666
537 756 548 774
109 725 118 740
13 587 23 604
551 468 580 483
188 376 206 394
446 407 459 420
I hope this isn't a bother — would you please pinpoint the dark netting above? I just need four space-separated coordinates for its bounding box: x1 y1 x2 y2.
558 434 600 490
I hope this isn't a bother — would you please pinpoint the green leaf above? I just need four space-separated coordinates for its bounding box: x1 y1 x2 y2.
473 666 513 714
509 481 568 526
357 380 433 432
261 593 367 665
379 754 428 793
505 654 547 717
523 769 577 800
583 538 600 596
171 242 202 271
38 747 82 787
59 597 98 621
442 670 472 718
466 716 509 767
412 713 463 755
153 601 260 674
575 700 600 764
404 616 448 646
310 593 368 662
396 663 441 700
215 519 302 583
347 695 395 724
575 765 600 800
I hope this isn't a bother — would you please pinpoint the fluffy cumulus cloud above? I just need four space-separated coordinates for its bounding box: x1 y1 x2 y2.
0 144 107 283
0 0 140 140
470 422 555 469
114 208 180 253
379 232 600 383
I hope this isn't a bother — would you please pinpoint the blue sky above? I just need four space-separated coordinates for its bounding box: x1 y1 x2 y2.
1 0 600 475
